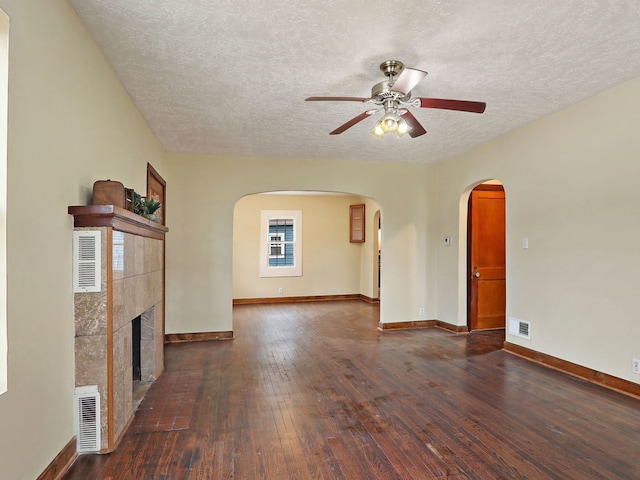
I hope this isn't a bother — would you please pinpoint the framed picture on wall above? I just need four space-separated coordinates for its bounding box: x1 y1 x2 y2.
350 204 365 243
147 163 166 226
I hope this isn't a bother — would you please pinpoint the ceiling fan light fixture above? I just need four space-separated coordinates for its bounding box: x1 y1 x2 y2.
371 120 385 138
371 111 408 138
397 117 409 137
380 113 398 133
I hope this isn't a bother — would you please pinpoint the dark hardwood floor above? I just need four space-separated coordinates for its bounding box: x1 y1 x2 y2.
63 301 640 479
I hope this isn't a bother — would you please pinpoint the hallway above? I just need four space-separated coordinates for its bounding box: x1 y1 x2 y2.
64 301 640 479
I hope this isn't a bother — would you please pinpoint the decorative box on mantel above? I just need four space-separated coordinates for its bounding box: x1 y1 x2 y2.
68 205 168 453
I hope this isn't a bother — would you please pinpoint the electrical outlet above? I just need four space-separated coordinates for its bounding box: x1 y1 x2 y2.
633 358 640 374
418 307 425 316
278 287 283 294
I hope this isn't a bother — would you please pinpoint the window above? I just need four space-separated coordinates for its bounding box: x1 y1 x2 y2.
268 219 294 266
260 210 301 277
0 9 9 394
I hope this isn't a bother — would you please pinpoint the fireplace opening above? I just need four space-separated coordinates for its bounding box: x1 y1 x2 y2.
132 307 157 410
132 315 141 382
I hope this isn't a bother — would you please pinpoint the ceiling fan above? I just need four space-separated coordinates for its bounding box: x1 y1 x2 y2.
305 60 486 138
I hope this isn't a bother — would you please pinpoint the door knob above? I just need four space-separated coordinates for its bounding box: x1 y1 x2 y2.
473 271 480 278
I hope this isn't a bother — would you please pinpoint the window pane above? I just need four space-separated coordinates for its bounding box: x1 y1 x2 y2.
269 243 285 258
284 244 294 265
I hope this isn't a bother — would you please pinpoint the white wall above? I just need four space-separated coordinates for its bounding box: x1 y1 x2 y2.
0 1 165 478
233 193 371 299
435 76 640 384
164 154 435 334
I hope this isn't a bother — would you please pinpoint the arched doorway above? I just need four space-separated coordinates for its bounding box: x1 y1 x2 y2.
231 191 382 320
467 182 506 331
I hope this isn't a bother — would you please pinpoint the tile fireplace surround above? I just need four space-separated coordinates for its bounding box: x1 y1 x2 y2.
69 205 168 452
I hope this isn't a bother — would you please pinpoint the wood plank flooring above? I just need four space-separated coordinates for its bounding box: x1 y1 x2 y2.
62 301 640 479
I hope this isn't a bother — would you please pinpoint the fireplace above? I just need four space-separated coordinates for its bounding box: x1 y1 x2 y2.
70 205 167 453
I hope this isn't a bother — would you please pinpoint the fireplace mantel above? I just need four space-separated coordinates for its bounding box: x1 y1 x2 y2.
68 205 168 240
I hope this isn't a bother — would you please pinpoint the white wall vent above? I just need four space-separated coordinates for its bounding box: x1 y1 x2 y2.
73 231 101 293
508 317 531 340
74 385 101 453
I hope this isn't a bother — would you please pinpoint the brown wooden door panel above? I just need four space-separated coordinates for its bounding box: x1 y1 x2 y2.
475 279 506 329
468 187 506 330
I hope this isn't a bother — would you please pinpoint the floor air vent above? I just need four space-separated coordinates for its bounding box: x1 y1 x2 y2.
74 386 101 452
508 317 531 340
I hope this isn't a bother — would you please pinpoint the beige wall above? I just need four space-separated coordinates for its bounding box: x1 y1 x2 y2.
435 76 640 384
0 1 165 478
0 7 8 396
233 193 375 299
164 154 435 334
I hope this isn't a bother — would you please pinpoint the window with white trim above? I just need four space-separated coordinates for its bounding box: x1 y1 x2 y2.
0 9 9 395
260 210 302 277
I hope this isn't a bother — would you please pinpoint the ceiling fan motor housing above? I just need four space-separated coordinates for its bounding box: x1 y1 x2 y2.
371 81 411 103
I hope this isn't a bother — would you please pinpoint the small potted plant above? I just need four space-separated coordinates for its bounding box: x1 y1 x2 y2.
143 198 162 222
132 192 161 222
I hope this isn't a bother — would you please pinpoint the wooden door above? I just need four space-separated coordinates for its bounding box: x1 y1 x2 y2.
147 163 166 226
468 185 505 330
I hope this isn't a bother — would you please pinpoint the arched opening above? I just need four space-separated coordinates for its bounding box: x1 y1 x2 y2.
458 180 506 332
231 191 382 325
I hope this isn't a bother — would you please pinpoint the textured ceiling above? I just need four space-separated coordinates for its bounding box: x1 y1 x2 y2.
68 0 640 164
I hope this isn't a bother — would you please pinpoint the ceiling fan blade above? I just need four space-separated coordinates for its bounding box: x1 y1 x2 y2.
399 110 427 138
306 96 369 102
329 110 376 135
418 98 486 113
390 68 428 95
